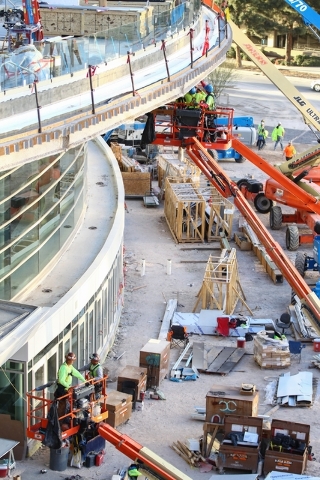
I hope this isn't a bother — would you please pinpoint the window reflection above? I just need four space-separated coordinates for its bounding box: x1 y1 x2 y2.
0 144 86 299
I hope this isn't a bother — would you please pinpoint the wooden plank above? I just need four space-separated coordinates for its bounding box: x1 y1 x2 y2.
206 425 218 457
206 347 236 373
206 346 225 365
216 348 245 374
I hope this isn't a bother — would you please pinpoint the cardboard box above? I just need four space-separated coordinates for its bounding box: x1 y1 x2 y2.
139 339 170 388
117 365 147 403
206 385 259 423
234 232 252 251
264 420 310 475
219 415 263 473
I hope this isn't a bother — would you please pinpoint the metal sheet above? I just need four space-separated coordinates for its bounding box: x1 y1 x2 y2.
209 475 258 480
277 372 313 398
0 439 19 458
266 472 320 480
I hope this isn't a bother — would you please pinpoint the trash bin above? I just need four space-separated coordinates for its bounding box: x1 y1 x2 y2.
49 446 69 471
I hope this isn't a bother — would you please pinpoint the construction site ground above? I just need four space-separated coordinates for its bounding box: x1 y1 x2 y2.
15 140 320 480
15 66 320 479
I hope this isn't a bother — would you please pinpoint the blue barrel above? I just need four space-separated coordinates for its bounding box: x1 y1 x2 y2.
49 447 69 471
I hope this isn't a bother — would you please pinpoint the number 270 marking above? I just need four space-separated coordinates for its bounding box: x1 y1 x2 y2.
288 0 307 12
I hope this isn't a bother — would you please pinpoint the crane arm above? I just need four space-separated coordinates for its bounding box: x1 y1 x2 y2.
232 139 320 213
228 19 320 134
284 0 320 31
186 138 320 328
98 423 193 480
276 145 320 176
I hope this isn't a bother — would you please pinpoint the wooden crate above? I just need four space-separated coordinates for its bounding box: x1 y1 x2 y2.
164 178 206 243
264 420 310 475
206 385 259 423
117 365 147 403
122 172 151 197
139 339 170 389
206 193 234 242
157 153 201 190
234 231 252 251
105 390 132 428
219 415 263 473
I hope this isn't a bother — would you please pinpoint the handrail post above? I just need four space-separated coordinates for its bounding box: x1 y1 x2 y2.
88 65 96 115
161 40 170 82
33 79 42 134
189 28 194 68
127 51 135 96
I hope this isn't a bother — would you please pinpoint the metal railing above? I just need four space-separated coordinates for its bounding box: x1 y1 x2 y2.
0 0 202 91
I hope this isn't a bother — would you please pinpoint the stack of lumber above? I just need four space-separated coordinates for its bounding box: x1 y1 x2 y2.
254 331 290 369
110 143 137 172
171 440 206 467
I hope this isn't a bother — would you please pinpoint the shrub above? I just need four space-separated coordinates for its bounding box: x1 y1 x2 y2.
227 46 236 58
302 56 320 66
240 52 250 61
295 55 304 66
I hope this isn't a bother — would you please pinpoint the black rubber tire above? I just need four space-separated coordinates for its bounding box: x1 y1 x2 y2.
269 206 282 230
235 155 245 163
236 178 250 190
295 252 306 277
286 225 300 251
254 192 273 213
314 83 320 92
207 149 218 161
291 252 307 304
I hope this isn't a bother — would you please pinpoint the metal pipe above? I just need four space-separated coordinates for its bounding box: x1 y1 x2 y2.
161 40 170 82
88 65 96 115
33 79 42 133
189 28 194 68
127 51 135 96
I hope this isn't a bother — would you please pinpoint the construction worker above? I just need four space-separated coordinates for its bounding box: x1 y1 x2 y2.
204 84 215 110
194 86 206 106
55 352 86 399
79 353 103 399
184 87 197 107
257 120 268 150
55 352 86 423
272 122 285 150
283 141 296 161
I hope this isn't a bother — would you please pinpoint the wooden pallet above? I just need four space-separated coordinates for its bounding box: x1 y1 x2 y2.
192 342 246 376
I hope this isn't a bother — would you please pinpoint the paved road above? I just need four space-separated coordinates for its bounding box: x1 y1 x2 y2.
223 70 320 145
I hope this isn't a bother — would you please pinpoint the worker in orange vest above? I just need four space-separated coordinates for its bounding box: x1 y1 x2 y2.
283 141 296 161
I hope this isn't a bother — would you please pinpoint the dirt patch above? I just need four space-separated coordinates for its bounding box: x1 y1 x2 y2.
241 64 319 79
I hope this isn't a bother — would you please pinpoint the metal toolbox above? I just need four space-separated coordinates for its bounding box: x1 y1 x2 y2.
218 414 263 473
264 420 310 475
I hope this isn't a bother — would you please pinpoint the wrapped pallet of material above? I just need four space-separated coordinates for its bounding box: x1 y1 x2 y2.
254 331 290 369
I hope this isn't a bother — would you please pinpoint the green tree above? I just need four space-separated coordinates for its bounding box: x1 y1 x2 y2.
228 0 312 65
206 61 239 100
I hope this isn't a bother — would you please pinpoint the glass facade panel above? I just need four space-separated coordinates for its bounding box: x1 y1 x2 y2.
0 145 86 300
35 365 44 389
72 327 78 359
79 321 85 367
64 339 70 355
0 369 25 422
88 309 94 354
